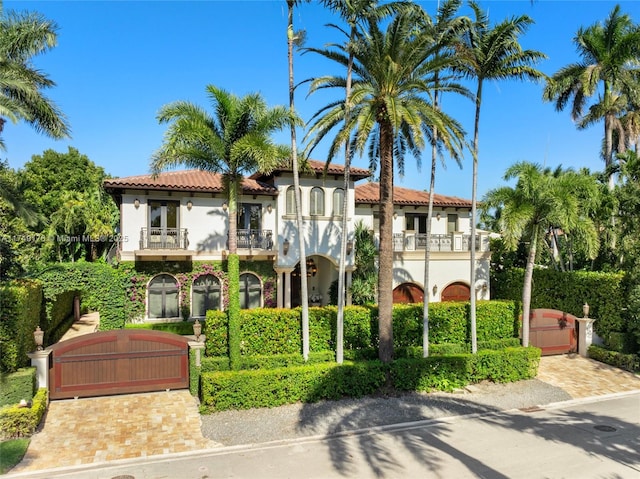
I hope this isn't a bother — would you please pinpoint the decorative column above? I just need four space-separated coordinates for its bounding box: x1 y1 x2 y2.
576 302 596 358
284 271 292 309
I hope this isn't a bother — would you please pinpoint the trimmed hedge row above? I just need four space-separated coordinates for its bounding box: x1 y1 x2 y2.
200 347 541 412
0 388 47 440
0 368 36 407
204 301 519 357
588 345 640 372
200 351 336 373
0 280 42 373
494 268 625 340
126 321 195 335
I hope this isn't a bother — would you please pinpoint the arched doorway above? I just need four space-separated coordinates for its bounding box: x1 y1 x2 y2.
291 257 320 307
393 283 424 304
441 282 471 302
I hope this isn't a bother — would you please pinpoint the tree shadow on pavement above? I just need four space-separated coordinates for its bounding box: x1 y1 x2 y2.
297 392 509 477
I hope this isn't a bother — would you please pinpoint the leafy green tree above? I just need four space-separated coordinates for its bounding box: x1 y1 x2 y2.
456 1 546 352
151 85 297 369
543 5 640 189
482 162 599 347
0 1 70 148
305 11 465 362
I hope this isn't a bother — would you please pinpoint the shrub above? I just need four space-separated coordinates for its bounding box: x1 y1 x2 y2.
125 321 195 335
204 310 228 357
0 369 36 408
43 290 79 345
0 280 42 373
390 356 471 392
468 347 540 383
200 361 387 412
0 388 47 440
588 345 639 372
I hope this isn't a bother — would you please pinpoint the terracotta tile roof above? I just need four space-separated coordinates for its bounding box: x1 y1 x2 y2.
103 170 277 195
355 182 472 208
251 159 371 181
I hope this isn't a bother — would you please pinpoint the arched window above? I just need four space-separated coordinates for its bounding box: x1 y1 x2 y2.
148 274 179 319
286 186 296 216
192 275 221 317
310 187 325 216
239 273 262 309
332 188 344 216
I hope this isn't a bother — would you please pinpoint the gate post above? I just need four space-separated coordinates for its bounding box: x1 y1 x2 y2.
576 303 596 357
27 349 51 390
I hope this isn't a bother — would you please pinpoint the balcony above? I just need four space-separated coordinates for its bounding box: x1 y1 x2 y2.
235 229 274 251
139 228 189 250
386 232 490 253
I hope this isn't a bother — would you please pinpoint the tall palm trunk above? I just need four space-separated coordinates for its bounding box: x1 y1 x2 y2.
521 225 539 347
423 88 438 358
378 114 395 363
287 1 309 360
336 25 356 365
469 81 482 354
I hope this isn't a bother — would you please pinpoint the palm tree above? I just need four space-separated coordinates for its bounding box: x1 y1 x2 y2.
306 11 466 362
0 2 70 148
151 85 297 369
417 0 468 358
543 5 640 190
319 0 411 363
456 1 546 353
482 162 599 347
287 0 311 360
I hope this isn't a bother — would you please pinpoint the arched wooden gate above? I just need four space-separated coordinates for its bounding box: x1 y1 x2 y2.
393 283 424 304
441 282 470 302
48 329 189 400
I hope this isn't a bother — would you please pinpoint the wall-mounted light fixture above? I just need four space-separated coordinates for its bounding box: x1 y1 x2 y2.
346 240 354 256
393 212 398 220
222 202 228 212
283 239 290 256
436 213 441 221
187 200 193 211
432 284 438 296
34 326 44 351
482 282 488 293
267 204 273 214
134 198 140 209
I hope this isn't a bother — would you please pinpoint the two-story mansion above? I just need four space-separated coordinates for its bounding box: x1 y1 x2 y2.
104 160 490 320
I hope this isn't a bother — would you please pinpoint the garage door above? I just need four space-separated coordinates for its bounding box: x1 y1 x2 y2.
49 329 189 400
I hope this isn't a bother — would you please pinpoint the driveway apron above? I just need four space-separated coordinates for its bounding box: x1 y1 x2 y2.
11 390 219 473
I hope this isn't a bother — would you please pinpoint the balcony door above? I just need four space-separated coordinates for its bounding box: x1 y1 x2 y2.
149 200 179 246
237 203 261 248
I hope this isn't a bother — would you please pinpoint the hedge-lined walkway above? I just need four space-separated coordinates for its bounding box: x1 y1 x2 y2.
58 312 100 341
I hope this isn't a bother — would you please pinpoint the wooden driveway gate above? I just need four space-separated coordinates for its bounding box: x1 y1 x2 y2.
529 308 577 356
49 329 189 400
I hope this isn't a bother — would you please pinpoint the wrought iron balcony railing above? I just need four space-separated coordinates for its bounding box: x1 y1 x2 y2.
139 228 189 250
236 229 274 250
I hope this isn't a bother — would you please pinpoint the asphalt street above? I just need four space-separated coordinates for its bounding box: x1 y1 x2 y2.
9 391 639 479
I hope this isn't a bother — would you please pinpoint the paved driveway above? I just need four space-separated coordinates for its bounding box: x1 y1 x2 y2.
11 390 219 473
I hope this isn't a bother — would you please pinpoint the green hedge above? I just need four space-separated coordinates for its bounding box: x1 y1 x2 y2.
200 347 540 412
0 368 36 407
200 361 387 412
204 302 518 358
0 280 42 373
494 268 625 340
588 345 640 372
35 262 125 331
201 351 335 372
125 321 195 335
0 388 47 440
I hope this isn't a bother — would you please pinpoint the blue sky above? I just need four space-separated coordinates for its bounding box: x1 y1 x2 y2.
6 0 639 199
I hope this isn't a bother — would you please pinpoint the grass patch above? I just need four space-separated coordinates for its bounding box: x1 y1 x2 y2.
0 438 29 474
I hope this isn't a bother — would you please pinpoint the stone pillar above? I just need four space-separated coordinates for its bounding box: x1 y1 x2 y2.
27 349 52 390
188 340 205 367
276 272 283 308
576 317 596 358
